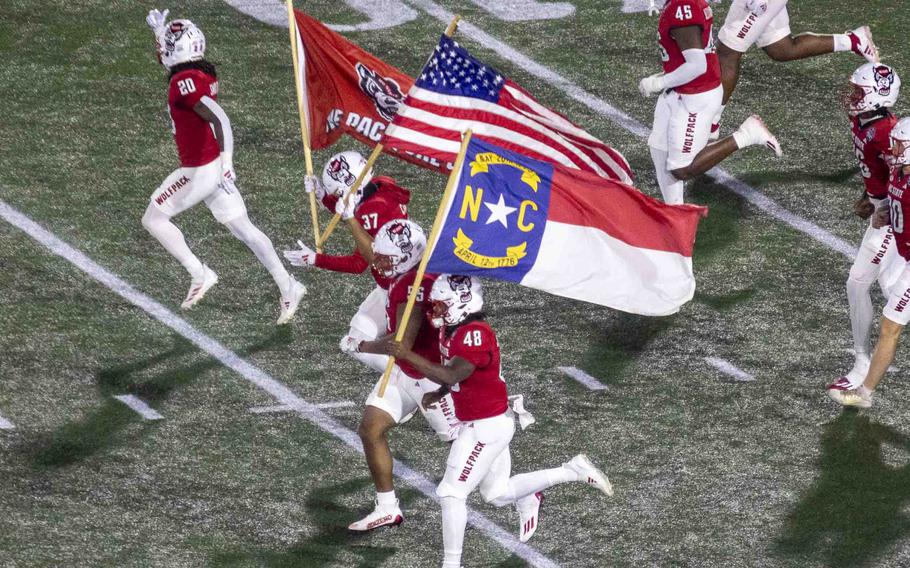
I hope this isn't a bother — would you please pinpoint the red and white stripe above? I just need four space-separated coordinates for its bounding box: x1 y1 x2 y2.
383 81 633 184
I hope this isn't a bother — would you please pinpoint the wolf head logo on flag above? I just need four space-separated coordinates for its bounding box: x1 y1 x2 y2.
356 63 405 121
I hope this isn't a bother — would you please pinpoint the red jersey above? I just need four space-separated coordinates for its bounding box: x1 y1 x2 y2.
850 111 897 200
440 320 508 422
657 0 720 95
387 270 440 379
315 177 410 290
888 168 910 261
168 68 221 167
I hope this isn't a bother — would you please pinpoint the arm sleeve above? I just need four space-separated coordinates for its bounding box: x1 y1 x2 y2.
198 95 233 155
313 249 369 274
658 48 707 90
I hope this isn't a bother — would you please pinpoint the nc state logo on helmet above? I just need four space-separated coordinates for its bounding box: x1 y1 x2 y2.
159 19 206 69
322 151 373 205
847 63 900 116
372 220 426 278
429 274 484 328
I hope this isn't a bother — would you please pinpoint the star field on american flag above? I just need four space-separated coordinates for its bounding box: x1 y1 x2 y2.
415 36 505 102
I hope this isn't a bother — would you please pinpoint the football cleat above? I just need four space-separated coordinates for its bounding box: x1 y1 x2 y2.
836 387 873 409
276 278 307 325
825 376 853 404
565 454 614 496
847 26 879 64
181 265 218 309
348 500 404 532
736 115 782 158
517 492 543 543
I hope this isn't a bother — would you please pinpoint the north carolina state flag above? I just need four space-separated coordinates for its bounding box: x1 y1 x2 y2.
293 11 415 153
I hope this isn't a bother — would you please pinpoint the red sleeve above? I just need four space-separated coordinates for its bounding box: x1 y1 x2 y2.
449 325 494 369
171 71 216 109
667 1 707 29
313 249 369 274
321 194 339 212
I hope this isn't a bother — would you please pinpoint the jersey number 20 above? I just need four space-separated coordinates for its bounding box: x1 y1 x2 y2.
177 78 197 96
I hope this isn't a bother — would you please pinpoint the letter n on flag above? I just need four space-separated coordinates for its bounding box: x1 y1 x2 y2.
292 10 413 151
425 138 708 316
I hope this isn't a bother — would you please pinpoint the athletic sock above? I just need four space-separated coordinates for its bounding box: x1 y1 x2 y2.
376 490 397 510
440 496 467 568
833 33 852 52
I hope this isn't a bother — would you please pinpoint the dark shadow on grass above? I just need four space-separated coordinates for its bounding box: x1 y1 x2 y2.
206 478 398 567
739 166 859 187
774 412 910 567
580 311 674 382
28 328 294 469
688 176 748 262
694 287 757 311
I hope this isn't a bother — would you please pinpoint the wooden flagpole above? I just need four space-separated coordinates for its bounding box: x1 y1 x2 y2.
378 129 473 398
287 0 323 252
316 14 462 250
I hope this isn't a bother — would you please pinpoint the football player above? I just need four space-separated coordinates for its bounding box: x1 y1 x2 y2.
388 274 613 567
639 0 782 205
828 64 903 402
836 117 910 409
143 10 305 323
283 151 410 372
341 219 462 531
711 0 878 137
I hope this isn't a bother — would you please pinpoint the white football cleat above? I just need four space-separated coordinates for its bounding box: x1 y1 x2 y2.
825 376 853 404
276 277 307 325
837 387 873 409
348 500 404 532
735 115 782 158
566 454 614 496
181 265 218 309
848 26 879 64
516 492 543 543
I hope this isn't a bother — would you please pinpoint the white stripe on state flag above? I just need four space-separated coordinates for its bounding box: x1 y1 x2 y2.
520 222 696 316
405 89 612 177
392 103 592 172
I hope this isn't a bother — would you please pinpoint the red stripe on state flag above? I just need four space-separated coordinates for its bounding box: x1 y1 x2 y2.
547 166 707 256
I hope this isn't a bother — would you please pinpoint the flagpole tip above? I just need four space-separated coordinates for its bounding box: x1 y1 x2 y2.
445 15 461 37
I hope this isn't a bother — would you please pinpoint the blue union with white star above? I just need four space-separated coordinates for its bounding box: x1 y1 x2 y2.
415 35 506 101
427 138 553 283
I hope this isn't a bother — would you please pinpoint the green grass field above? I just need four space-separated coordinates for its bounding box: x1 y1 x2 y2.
3 1 910 566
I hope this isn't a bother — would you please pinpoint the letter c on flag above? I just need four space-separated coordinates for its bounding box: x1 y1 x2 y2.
518 200 537 232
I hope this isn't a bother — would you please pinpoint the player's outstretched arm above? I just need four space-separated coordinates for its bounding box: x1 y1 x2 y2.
194 97 236 185
389 341 475 386
346 217 375 264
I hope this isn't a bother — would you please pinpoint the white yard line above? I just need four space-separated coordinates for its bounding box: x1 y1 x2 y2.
704 357 756 382
0 412 15 430
400 0 858 260
557 366 608 391
113 394 165 420
251 401 356 414
0 199 559 568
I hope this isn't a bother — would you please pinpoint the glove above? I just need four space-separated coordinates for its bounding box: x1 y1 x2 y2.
283 240 317 267
745 0 768 15
638 73 665 97
647 0 660 16
304 175 326 201
220 151 236 187
146 8 169 35
340 335 362 354
872 204 891 230
335 192 357 220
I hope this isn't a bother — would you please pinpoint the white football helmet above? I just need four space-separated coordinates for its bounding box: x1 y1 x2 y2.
847 63 900 116
372 220 426 278
890 117 910 165
429 274 484 328
322 151 373 205
158 19 206 69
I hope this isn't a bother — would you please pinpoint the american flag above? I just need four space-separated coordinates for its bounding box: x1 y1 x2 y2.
381 35 633 183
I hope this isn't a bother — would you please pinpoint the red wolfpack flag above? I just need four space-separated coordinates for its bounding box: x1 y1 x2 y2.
381 35 634 183
293 11 414 150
